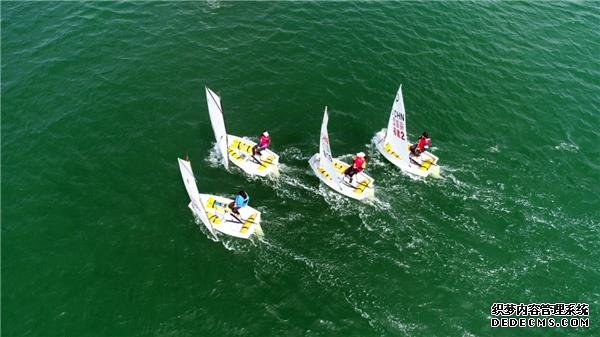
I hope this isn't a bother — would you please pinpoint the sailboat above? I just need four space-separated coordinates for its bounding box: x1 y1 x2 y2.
308 107 375 200
178 157 263 240
205 87 280 177
373 85 441 178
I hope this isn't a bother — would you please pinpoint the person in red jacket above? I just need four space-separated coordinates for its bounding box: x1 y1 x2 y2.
410 131 431 156
344 152 367 183
252 131 271 156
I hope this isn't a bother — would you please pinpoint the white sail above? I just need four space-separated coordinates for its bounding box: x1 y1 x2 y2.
205 87 229 169
319 107 341 190
177 158 218 239
385 85 411 166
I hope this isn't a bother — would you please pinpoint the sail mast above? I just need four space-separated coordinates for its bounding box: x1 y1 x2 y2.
205 87 229 169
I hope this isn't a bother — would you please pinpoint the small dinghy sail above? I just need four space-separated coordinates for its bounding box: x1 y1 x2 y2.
178 157 263 240
309 107 375 200
374 85 441 178
205 87 279 177
206 87 229 169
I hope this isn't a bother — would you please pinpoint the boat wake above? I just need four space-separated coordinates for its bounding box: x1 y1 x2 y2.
280 146 308 161
205 142 225 168
270 164 317 200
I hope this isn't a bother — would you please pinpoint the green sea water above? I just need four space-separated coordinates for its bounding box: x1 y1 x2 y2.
2 2 599 336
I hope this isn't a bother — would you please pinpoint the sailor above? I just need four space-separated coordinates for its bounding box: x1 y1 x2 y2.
252 131 271 156
344 152 367 183
228 190 249 215
410 131 431 156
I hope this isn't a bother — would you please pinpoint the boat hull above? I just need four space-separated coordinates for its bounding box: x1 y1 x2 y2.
227 135 279 177
374 129 440 178
189 193 262 240
309 153 375 200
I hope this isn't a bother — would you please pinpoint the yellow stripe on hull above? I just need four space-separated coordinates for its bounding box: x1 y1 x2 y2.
240 213 256 234
353 180 369 194
228 138 276 170
317 167 332 180
205 197 229 225
227 148 244 161
332 161 349 174
257 154 275 171
420 159 433 171
384 142 402 160
207 212 222 225
206 197 228 211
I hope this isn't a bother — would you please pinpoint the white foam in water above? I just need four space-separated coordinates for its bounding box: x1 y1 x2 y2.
385 313 420 335
307 172 382 210
366 141 388 169
192 216 219 242
200 224 261 252
363 196 391 211
358 210 403 238
220 235 258 253
342 293 389 335
281 146 307 161
205 142 224 168
357 212 377 232
487 145 500 153
318 184 367 216
254 210 416 336
336 153 354 162
206 0 222 10
271 165 317 200
554 142 579 152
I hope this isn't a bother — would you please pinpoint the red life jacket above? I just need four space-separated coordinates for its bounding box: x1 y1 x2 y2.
353 156 366 172
417 136 428 150
259 135 271 148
